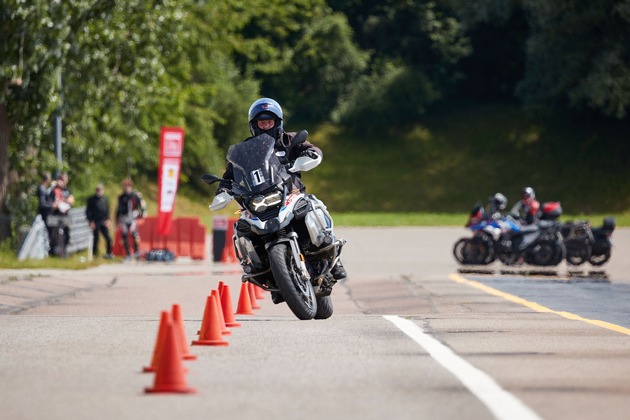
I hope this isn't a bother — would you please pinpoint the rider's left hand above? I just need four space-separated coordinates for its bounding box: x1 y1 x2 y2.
300 149 320 160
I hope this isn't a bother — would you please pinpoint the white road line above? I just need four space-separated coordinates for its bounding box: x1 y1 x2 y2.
384 315 543 420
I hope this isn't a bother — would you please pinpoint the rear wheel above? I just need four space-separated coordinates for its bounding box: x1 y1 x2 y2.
565 239 591 265
589 250 611 266
530 239 564 266
315 295 333 319
268 243 317 320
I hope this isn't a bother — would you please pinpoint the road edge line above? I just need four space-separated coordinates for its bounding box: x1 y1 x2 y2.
384 315 543 420
449 273 630 336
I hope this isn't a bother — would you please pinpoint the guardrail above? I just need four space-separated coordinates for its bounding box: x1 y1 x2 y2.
47 207 92 255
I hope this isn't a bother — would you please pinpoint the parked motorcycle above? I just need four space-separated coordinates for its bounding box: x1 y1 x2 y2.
453 199 565 266
561 220 593 266
588 217 615 266
202 131 344 320
453 203 517 265
495 219 565 266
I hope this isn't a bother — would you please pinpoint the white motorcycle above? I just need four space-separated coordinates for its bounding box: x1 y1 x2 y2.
202 131 344 320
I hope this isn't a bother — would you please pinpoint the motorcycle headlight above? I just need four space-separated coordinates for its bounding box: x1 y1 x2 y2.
250 191 283 213
251 195 268 212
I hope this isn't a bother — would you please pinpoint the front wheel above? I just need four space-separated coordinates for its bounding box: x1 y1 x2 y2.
268 243 317 320
315 295 334 319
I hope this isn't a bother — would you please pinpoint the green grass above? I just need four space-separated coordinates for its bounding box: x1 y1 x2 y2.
0 249 113 270
301 103 630 215
332 212 630 227
333 212 467 226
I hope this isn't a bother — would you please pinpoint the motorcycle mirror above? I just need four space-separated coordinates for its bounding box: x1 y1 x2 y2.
201 174 223 185
291 130 309 146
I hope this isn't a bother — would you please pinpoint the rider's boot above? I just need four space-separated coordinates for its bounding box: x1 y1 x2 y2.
331 261 347 281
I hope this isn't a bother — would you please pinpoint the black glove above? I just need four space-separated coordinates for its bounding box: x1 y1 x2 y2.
215 188 230 196
300 149 320 160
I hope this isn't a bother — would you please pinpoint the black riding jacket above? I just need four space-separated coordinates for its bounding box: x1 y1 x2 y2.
86 194 110 224
217 131 322 194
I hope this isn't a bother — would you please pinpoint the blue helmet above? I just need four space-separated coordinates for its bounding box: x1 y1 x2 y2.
248 98 284 138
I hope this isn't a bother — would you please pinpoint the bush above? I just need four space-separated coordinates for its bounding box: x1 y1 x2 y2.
332 62 442 132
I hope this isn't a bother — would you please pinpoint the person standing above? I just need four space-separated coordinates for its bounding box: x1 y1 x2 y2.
49 174 74 256
86 184 113 259
116 178 143 259
37 173 53 227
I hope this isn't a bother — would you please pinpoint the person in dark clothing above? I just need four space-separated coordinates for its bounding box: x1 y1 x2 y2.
510 187 540 225
116 178 143 258
216 98 347 297
217 100 322 195
37 173 53 226
86 184 113 258
48 174 74 256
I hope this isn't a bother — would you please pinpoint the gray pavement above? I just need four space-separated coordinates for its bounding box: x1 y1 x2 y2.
1 227 629 420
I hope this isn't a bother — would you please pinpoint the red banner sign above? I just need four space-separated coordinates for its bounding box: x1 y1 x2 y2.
158 127 185 236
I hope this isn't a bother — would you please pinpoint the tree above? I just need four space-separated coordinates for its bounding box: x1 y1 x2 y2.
328 0 471 129
517 0 630 118
0 0 185 234
268 13 369 121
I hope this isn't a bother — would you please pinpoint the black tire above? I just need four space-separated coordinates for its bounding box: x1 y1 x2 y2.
268 243 317 320
462 236 491 265
315 295 333 319
496 239 517 265
453 238 468 264
530 239 563 266
589 250 611 266
565 239 591 266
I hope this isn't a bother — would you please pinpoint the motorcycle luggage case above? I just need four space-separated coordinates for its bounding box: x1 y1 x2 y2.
541 201 562 220
602 217 616 233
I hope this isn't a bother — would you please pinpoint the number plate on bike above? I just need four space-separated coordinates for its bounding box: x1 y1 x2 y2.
251 169 265 186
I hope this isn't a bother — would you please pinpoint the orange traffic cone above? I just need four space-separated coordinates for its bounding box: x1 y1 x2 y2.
248 283 261 309
254 284 265 300
192 295 229 346
217 281 225 296
171 304 197 361
143 311 170 373
145 319 196 394
211 289 231 336
220 285 241 327
235 283 255 315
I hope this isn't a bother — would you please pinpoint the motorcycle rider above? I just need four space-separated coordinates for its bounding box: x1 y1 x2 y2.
510 187 540 225
216 98 347 301
486 193 508 220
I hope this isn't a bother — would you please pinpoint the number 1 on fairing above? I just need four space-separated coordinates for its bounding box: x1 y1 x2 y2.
251 169 265 186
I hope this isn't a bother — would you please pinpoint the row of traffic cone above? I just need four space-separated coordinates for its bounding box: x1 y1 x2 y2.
144 305 197 394
143 282 265 394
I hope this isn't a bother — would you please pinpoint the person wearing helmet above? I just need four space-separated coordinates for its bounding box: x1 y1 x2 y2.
217 98 322 194
486 193 508 220
510 187 540 225
216 98 347 295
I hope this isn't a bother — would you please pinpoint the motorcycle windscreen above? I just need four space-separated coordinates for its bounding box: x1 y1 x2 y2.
227 134 282 194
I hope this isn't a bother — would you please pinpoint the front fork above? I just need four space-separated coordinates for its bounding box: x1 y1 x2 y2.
239 231 310 292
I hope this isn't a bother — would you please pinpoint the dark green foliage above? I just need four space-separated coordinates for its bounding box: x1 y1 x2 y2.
518 0 630 119
270 13 369 121
333 62 442 129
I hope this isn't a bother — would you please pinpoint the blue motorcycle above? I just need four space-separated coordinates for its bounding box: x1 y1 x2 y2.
454 200 565 266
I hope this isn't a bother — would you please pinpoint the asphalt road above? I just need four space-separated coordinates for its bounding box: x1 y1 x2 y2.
1 227 630 420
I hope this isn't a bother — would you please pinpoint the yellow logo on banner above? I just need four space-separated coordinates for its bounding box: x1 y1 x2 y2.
168 168 175 178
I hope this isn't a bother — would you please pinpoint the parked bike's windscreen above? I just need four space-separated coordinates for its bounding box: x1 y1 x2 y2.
227 134 282 194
